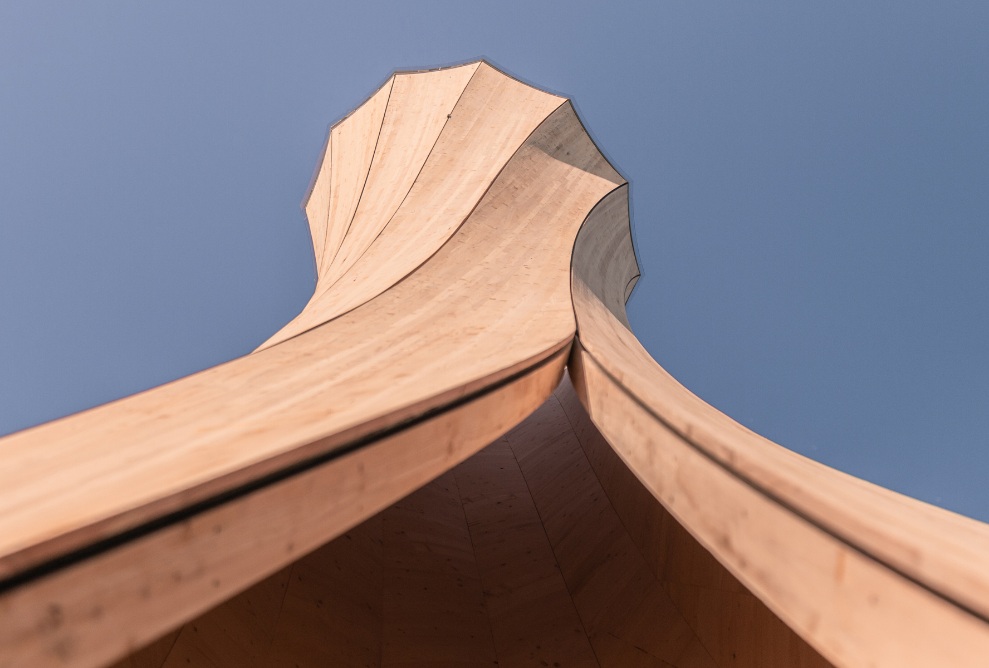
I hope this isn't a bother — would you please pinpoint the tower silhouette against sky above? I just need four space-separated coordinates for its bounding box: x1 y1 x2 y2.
1 62 987 668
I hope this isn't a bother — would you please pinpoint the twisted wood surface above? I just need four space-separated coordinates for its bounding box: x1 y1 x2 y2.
1 60 986 668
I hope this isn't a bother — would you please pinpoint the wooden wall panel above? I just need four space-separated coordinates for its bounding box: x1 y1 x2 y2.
322 64 480 287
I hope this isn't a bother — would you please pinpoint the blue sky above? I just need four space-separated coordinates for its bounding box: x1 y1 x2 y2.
1 2 987 521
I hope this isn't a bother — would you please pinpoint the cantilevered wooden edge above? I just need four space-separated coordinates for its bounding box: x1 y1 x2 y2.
0 61 623 667
569 184 989 666
0 347 569 668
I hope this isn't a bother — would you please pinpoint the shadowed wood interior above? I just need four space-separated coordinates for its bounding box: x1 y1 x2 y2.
116 378 828 667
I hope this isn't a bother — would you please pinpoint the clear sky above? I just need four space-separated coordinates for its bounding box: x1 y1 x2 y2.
1 2 987 521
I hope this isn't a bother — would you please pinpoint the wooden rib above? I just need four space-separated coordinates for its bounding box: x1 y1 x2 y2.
263 77 392 348
319 63 480 288
569 186 989 665
318 77 392 277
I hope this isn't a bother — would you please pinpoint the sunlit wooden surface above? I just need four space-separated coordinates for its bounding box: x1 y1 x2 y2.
2 60 988 668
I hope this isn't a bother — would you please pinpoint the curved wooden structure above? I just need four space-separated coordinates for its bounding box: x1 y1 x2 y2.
1 60 988 668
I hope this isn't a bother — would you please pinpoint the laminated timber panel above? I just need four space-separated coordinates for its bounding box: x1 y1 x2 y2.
569 185 989 666
378 472 496 666
159 566 292 667
262 516 384 667
318 77 391 278
321 63 481 288
272 62 481 349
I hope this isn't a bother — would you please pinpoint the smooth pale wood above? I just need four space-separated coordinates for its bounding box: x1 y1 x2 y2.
320 63 480 288
555 376 829 668
302 132 331 272
259 62 569 347
0 352 566 668
317 77 392 278
569 186 989 665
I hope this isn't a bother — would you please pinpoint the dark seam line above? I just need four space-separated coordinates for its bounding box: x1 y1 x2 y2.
316 133 333 277
268 96 571 351
573 342 989 627
0 345 568 596
320 77 395 276
158 626 182 664
623 273 640 303
316 62 483 297
507 395 604 667
566 183 630 326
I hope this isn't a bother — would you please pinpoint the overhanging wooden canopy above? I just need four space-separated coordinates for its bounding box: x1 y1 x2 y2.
1 60 987 668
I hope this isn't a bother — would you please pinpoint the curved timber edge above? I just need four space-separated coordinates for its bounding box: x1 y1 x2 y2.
0 347 568 668
569 184 989 666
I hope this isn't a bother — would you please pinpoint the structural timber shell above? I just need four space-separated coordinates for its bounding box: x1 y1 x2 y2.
1 60 988 668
